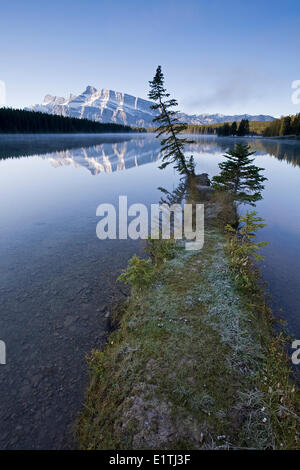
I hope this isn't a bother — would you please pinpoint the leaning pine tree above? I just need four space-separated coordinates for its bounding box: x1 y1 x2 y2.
148 66 195 177
212 143 267 205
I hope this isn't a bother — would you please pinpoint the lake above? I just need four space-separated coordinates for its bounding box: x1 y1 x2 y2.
0 133 299 449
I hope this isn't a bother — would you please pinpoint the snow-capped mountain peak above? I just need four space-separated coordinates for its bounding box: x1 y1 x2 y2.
27 86 275 128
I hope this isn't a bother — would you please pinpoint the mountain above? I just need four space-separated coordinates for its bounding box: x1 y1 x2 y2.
26 86 275 128
40 137 162 175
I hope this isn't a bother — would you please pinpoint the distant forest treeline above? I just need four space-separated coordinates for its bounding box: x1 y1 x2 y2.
0 108 139 133
182 120 270 136
4 107 299 138
184 115 300 138
263 113 300 137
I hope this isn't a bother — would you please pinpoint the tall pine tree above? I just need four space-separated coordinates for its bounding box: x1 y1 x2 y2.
212 143 267 205
231 121 237 135
280 116 291 136
237 119 249 136
148 66 195 177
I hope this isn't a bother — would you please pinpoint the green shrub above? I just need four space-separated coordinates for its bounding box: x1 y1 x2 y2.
117 255 155 291
226 211 269 290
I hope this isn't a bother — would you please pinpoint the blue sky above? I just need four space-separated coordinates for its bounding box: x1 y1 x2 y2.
1 0 300 116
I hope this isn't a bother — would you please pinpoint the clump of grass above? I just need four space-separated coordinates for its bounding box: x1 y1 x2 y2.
117 255 155 292
86 350 105 378
146 237 177 266
260 333 300 449
117 239 178 294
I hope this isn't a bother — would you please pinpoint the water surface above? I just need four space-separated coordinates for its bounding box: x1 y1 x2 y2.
0 133 299 448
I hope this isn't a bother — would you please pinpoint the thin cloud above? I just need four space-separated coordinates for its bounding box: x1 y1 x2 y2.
183 72 265 114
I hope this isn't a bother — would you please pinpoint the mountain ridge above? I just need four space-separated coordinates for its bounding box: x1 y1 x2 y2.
26 85 275 128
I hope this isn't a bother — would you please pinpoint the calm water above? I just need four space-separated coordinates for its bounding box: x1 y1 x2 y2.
0 133 299 449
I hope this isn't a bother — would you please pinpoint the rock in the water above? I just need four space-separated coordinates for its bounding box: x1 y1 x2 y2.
194 173 211 187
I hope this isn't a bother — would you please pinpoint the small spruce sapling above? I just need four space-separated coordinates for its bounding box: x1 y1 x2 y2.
212 143 267 205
